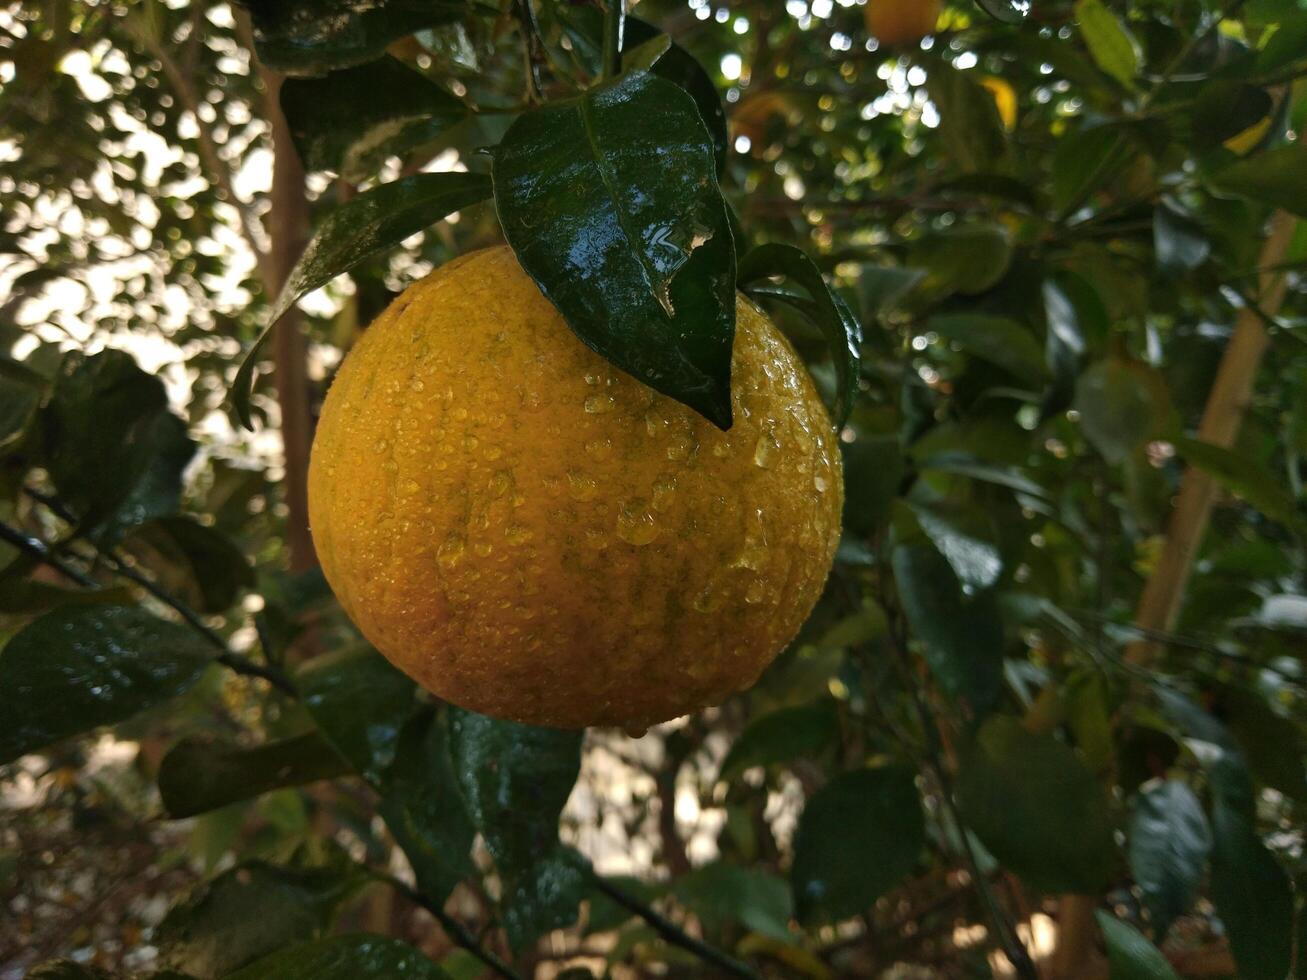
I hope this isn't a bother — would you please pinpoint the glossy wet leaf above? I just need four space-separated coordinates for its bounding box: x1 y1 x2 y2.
492 69 736 429
157 858 365 977
1171 436 1304 532
1076 0 1141 89
298 646 417 782
0 605 213 765
1209 802 1293 980
379 709 476 907
912 505 1004 590
447 707 586 948
39 349 195 536
158 732 349 818
892 540 1004 714
957 716 1115 894
227 934 450 980
281 57 465 182
231 171 492 428
975 0 1030 23
791 765 924 921
927 314 1047 386
1154 200 1210 274
1210 145 1307 218
125 516 254 614
675 863 794 943
239 0 469 75
1127 780 1210 939
739 243 863 426
719 700 840 782
916 453 1051 500
1094 912 1180 980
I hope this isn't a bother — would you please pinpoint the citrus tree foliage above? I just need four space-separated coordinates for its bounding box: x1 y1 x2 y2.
4 0 1307 977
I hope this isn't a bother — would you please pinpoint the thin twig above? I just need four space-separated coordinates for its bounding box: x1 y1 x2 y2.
0 519 96 587
590 875 761 979
601 0 625 80
375 871 524 980
514 0 545 102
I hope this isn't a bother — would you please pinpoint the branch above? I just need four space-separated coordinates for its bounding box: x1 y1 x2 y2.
0 519 96 587
374 872 524 980
589 875 761 980
601 0 625 80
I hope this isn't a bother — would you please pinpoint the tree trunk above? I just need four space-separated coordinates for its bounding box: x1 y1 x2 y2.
256 64 317 575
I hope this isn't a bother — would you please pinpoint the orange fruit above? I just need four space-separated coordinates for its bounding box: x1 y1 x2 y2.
308 247 843 730
866 0 942 45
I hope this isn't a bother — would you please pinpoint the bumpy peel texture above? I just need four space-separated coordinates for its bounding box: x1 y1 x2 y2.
308 246 843 730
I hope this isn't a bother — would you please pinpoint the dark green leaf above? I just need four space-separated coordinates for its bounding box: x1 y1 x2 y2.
1052 125 1130 215
926 61 1010 173
1076 0 1141 89
1220 684 1307 799
492 70 736 429
1154 201 1210 274
0 605 212 765
842 434 904 537
231 171 492 428
791 765 924 921
719 700 840 782
27 964 115 980
675 863 794 942
912 505 1004 591
0 372 41 453
891 540 1004 714
1127 780 1210 939
39 350 194 535
125 516 254 614
1171 435 1303 531
157 859 365 977
974 0 1030 23
1210 145 1307 217
909 224 1014 296
927 314 1047 385
1209 802 1294 980
447 707 586 949
739 243 863 426
239 0 468 75
625 18 728 174
298 646 417 782
379 709 476 906
281 57 465 182
1074 360 1158 464
158 733 349 818
0 581 132 615
227 934 449 980
916 453 1051 500
957 716 1116 893
1094 912 1180 980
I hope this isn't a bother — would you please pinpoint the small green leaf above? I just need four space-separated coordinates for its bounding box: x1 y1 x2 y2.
298 646 417 782
241 0 469 75
1094 912 1180 980
379 709 476 907
1210 802 1294 980
1171 436 1304 531
227 934 450 980
916 452 1051 500
1076 0 1141 89
1211 145 1307 217
910 223 1014 297
124 516 254 614
230 171 492 428
927 314 1047 385
281 57 465 182
791 765 924 921
719 700 840 782
157 858 365 977
1127 780 1211 939
739 243 863 426
158 733 349 818
0 605 212 765
493 70 736 430
892 540 1004 714
1074 360 1159 464
675 863 794 943
957 716 1116 894
1052 125 1131 215
447 707 586 949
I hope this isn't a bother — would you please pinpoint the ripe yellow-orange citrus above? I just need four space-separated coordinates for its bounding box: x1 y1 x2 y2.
308 246 843 731
865 0 942 45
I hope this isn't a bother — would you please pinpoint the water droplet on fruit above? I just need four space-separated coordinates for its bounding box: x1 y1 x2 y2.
566 470 598 501
585 438 613 460
584 393 616 414
651 477 677 512
437 533 465 570
616 500 659 545
505 525 533 546
753 430 780 469
473 541 493 558
814 474 829 493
